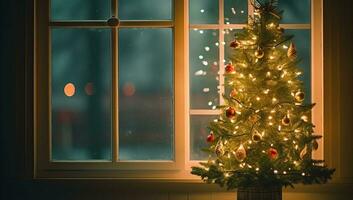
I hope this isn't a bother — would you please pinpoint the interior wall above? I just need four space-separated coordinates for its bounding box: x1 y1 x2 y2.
1 0 352 199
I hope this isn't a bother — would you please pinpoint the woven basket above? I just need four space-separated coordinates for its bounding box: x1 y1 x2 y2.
237 186 282 200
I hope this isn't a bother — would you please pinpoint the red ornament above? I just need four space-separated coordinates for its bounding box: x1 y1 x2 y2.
268 148 278 160
225 63 235 74
207 133 215 143
230 89 237 97
230 40 240 48
226 107 236 118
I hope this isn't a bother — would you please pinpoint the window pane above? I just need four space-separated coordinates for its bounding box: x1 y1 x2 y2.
51 29 112 160
279 0 311 23
190 29 220 109
118 28 173 160
286 30 311 104
51 0 110 20
119 0 172 20
224 0 248 24
190 115 217 160
189 0 219 24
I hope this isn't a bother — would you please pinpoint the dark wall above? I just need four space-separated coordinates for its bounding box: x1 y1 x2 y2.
1 0 353 200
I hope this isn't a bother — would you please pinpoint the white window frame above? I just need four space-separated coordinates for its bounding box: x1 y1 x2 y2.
34 0 323 179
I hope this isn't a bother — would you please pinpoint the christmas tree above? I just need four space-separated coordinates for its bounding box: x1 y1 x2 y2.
191 0 334 190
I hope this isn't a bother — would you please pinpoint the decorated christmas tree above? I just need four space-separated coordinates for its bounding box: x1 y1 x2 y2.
191 0 334 191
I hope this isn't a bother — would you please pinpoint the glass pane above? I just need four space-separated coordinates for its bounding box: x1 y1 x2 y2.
286 30 311 104
119 0 172 20
51 0 110 20
190 115 218 160
118 28 173 160
190 29 219 109
51 29 112 160
190 0 219 24
224 0 248 24
279 0 311 23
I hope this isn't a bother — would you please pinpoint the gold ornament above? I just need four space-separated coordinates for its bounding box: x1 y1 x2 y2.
249 114 260 123
235 144 247 162
281 114 291 126
252 130 262 142
266 80 278 86
254 48 265 59
215 142 225 156
300 145 308 159
287 42 297 60
295 91 305 102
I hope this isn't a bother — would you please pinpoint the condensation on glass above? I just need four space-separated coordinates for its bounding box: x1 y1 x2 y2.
118 28 174 160
51 28 112 160
118 0 172 20
189 29 220 109
51 0 111 20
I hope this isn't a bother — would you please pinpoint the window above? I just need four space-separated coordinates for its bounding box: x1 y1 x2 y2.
35 0 323 179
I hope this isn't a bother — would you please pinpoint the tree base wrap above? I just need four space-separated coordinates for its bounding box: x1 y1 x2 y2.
237 186 282 200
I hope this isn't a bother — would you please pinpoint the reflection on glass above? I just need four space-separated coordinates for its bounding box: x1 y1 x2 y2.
118 28 173 160
190 29 219 109
51 0 110 20
189 0 219 24
224 0 248 24
119 0 172 20
286 30 311 104
190 115 217 160
51 29 112 160
278 0 311 23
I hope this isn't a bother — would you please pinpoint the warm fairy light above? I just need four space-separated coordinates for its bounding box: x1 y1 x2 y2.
302 172 306 176
225 173 230 177
288 80 292 84
270 143 274 147
228 81 234 85
278 125 282 131
266 71 271 77
272 97 278 102
199 30 204 34
268 116 273 120
214 119 218 122
64 83 75 97
256 97 261 101
203 88 210 92
269 122 273 126
235 126 239 129
236 111 242 115
248 140 252 144
239 73 245 78
271 109 276 113
212 106 217 110
256 167 260 171
202 61 208 66
200 9 205 13
301 115 309 122
296 72 302 76
283 171 287 174
247 164 253 168
283 45 288 49
199 55 203 59
215 42 219 46
269 55 275 59
230 119 235 123
204 46 210 51
274 170 278 174
283 137 288 141
263 89 270 94
295 145 299 149
208 101 213 106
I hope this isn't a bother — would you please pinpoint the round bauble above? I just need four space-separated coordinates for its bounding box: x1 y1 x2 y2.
230 39 240 48
225 107 236 119
207 133 215 143
295 91 305 102
225 63 235 74
281 115 291 126
254 48 265 59
268 148 278 160
229 89 237 98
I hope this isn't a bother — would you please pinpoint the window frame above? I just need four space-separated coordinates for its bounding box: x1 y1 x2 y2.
34 0 323 179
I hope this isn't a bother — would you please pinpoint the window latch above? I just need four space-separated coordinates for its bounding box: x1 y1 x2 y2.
107 16 120 27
